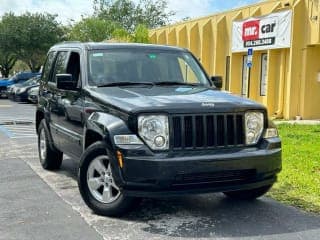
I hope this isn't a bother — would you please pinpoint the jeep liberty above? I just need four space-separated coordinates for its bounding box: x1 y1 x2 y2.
36 42 281 216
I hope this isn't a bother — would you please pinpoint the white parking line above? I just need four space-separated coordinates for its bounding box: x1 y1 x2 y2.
0 124 37 138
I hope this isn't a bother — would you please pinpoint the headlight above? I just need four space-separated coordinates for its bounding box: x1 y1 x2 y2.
17 87 27 93
138 115 169 150
245 112 264 145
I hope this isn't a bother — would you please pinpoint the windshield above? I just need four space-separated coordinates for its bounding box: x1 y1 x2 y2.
88 49 210 87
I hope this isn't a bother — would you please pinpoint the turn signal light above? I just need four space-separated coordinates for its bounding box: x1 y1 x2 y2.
116 151 124 168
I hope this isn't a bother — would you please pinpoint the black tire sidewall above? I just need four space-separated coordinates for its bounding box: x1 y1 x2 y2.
38 120 50 169
37 119 62 170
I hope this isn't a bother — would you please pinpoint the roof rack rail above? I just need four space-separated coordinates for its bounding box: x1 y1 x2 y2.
55 41 82 45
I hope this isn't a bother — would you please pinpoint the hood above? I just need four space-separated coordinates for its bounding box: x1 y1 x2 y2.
30 86 39 91
88 86 265 114
0 79 14 87
29 86 39 93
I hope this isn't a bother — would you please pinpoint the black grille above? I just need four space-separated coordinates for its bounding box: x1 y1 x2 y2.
171 114 245 150
173 169 256 185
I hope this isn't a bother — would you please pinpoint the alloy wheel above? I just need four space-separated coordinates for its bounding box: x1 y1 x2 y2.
87 156 121 204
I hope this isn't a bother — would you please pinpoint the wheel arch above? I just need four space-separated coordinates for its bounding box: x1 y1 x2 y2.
84 112 133 151
84 129 103 149
36 110 45 133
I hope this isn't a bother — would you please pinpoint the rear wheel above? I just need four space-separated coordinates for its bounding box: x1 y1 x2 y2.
38 119 63 170
223 185 272 200
78 141 137 217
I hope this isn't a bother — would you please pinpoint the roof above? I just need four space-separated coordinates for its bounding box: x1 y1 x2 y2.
50 42 187 52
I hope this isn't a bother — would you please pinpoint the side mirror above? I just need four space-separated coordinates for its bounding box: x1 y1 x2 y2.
211 76 223 89
56 74 77 90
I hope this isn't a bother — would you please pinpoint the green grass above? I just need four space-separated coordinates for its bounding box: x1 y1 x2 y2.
267 124 320 213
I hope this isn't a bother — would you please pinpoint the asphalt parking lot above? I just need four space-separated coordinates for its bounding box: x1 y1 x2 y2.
1 99 320 240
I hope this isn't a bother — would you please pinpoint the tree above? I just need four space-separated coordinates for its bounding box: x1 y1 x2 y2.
0 13 18 77
11 60 29 75
68 17 118 42
0 52 17 78
131 24 149 43
111 24 149 43
17 12 65 72
93 0 174 32
0 12 64 73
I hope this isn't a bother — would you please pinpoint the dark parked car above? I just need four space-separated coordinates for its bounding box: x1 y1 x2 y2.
0 72 40 98
11 76 40 102
36 42 281 217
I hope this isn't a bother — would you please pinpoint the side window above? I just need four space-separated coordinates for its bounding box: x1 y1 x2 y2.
66 52 81 87
42 51 56 83
51 51 69 82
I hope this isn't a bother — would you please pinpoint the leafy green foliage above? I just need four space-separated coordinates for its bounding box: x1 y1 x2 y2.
0 0 172 75
0 13 18 77
112 24 149 43
68 17 118 42
131 24 149 43
268 124 320 213
93 0 174 32
0 12 64 73
111 27 131 42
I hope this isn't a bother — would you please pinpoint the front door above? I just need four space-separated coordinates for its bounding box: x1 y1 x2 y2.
51 50 84 158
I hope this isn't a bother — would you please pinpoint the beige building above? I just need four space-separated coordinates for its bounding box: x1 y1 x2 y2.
150 0 320 120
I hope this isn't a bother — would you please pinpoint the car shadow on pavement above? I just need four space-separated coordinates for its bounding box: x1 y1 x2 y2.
60 157 320 239
127 196 320 238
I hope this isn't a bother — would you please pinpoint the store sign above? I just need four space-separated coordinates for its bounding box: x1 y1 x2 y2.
232 10 292 52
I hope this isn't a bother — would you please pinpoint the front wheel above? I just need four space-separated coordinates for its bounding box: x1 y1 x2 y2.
78 141 137 217
223 185 272 200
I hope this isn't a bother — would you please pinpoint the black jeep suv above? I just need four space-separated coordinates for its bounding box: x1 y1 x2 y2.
36 42 281 216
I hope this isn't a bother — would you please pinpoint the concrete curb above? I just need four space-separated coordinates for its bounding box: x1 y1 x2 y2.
274 120 320 125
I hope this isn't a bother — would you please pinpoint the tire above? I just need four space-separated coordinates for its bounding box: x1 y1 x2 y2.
38 119 63 170
223 185 272 200
78 141 137 217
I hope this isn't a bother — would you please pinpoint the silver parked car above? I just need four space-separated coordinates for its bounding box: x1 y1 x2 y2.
27 86 39 103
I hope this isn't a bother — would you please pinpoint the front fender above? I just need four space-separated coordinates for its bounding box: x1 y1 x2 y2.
85 112 137 187
85 112 134 150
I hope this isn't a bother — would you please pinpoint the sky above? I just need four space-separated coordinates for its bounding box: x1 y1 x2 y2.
0 0 262 25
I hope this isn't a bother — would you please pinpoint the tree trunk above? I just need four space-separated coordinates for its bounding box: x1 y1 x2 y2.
0 54 17 78
0 67 10 78
28 59 41 73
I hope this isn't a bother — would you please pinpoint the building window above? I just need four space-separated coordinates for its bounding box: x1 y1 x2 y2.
260 53 268 96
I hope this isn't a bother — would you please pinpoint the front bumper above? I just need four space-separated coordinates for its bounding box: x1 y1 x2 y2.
14 92 29 102
112 138 281 197
28 94 38 103
0 88 8 98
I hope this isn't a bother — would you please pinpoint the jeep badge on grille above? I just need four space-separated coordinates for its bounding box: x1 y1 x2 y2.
201 102 215 107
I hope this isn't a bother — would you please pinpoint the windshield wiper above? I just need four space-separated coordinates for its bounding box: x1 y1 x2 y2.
153 81 202 86
97 82 154 87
